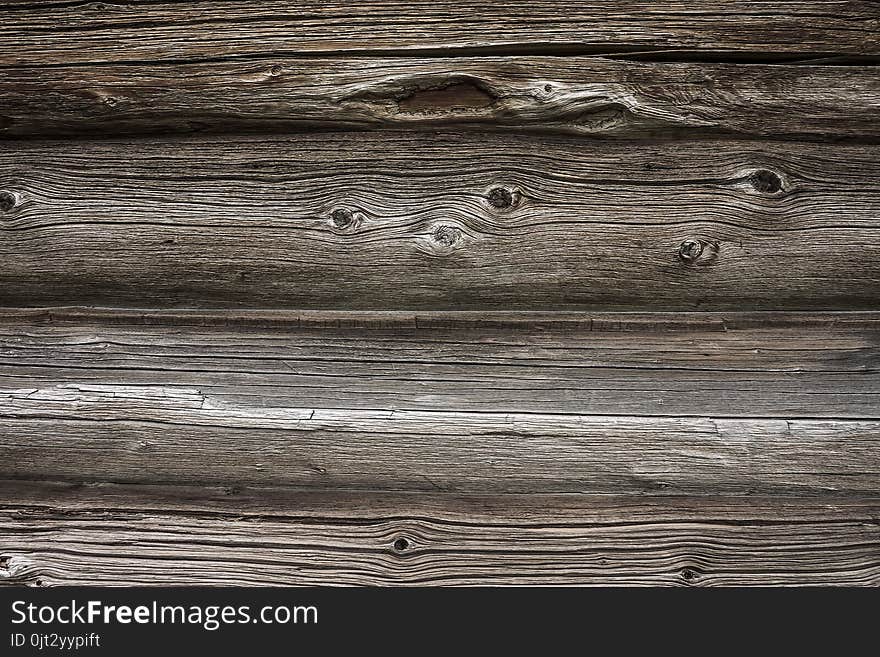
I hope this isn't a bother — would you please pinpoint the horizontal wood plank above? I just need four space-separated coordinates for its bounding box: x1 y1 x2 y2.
2 4 879 588
2 1 877 67
1 483 877 585
2 133 880 310
1 309 879 418
2 57 878 139
6 410 878 495
2 310 878 496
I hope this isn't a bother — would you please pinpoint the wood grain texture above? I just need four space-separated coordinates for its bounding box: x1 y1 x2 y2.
1 57 878 139
2 133 880 310
1 483 877 585
2 310 878 496
2 309 879 418
2 2 879 589
2 1 877 67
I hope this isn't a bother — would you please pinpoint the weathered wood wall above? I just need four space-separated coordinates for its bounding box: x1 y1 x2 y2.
0 1 878 586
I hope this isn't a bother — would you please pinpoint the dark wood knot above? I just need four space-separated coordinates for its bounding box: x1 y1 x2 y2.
678 239 704 263
680 567 698 582
750 169 783 194
487 187 514 209
0 191 17 212
392 537 410 553
330 208 354 229
432 225 462 247
269 65 284 77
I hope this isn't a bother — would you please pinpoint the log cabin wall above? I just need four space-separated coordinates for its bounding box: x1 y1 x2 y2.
0 1 878 586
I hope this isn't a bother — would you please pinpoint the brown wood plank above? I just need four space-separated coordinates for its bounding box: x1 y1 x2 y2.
1 483 877 586
1 57 878 139
1 1 877 67
2 133 880 310
1 310 878 496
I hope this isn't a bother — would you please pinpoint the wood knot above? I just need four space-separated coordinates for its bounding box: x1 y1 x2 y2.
269 65 284 77
392 537 410 553
574 106 628 133
330 207 355 229
0 554 37 581
432 224 462 247
103 96 119 108
680 567 699 582
678 239 704 263
750 169 783 194
487 186 515 209
0 190 17 212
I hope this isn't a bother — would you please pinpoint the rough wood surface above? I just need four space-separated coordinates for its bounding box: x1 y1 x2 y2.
2 1 877 67
2 310 877 496
2 133 879 310
2 57 878 139
1 483 877 585
2 1 879 588
2 309 879 418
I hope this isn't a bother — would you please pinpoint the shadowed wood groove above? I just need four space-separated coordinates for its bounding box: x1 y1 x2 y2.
2 133 880 310
0 57 877 139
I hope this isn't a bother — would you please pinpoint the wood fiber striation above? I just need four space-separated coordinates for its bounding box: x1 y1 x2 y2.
1 134 879 310
1 0 878 586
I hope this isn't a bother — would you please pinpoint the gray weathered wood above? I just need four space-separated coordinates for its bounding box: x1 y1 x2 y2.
1 309 878 418
2 1 877 67
2 134 880 310
1 482 877 585
6 408 878 495
2 310 878 496
1 57 878 139
2 1 879 588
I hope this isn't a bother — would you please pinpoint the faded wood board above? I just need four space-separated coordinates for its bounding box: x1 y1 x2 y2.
1 483 878 586
2 133 880 310
6 411 880 495
1 309 879 419
1 57 878 139
2 1 877 67
1 310 878 496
